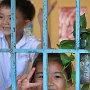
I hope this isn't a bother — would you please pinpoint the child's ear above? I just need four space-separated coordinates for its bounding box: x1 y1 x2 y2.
24 20 31 27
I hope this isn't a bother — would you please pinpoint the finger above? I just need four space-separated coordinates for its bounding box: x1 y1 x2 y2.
17 83 22 90
48 0 57 15
29 82 42 88
27 67 35 80
38 8 43 17
17 76 21 85
21 81 42 90
17 76 21 81
39 8 43 13
17 74 27 84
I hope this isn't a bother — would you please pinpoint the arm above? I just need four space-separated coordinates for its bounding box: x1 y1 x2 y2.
38 0 57 48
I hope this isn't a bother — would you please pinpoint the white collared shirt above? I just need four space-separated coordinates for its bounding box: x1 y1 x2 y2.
0 31 41 90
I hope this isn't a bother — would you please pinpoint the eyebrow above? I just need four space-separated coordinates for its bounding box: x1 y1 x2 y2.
53 72 63 75
35 72 63 75
0 12 11 16
35 72 43 75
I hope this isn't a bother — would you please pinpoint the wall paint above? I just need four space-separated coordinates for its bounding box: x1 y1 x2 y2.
33 0 90 48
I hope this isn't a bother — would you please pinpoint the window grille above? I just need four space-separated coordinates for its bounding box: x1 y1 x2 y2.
0 0 89 90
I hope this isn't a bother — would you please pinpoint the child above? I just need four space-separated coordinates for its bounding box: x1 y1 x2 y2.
0 0 57 90
18 53 73 90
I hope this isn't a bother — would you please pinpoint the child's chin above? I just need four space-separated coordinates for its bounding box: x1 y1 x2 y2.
3 31 11 36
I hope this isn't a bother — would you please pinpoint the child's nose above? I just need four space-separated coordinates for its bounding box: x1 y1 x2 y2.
48 76 54 86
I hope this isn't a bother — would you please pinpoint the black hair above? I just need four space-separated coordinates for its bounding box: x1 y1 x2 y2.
32 53 72 83
0 0 35 21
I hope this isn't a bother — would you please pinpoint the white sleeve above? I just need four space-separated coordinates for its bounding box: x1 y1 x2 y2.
29 38 41 63
0 65 7 90
0 53 11 90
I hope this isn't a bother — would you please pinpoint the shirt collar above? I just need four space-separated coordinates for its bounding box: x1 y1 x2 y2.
0 31 27 49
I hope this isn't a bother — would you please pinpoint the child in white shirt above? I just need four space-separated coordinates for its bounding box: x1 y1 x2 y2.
0 0 41 89
0 0 57 89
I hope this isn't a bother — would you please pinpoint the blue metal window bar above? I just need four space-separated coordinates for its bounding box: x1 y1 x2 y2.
0 0 90 90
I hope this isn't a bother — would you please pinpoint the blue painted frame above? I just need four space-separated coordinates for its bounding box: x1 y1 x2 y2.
0 0 90 90
76 0 80 90
11 0 16 89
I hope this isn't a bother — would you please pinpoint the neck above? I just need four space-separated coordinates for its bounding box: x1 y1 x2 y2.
5 35 11 48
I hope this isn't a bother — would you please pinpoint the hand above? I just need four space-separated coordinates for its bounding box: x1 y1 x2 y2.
38 0 57 48
17 74 27 90
38 0 57 29
17 68 42 90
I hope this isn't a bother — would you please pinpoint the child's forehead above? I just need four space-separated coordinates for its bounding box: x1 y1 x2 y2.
36 58 62 68
0 6 20 11
0 7 10 15
0 6 10 11
35 59 63 74
0 7 21 15
0 4 10 9
48 59 63 67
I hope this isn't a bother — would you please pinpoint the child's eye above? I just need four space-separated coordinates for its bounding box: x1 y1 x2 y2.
0 16 3 19
36 74 43 79
9 17 11 20
54 75 61 79
38 75 43 79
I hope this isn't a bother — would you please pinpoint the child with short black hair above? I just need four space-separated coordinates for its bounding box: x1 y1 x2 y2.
0 0 57 90
18 53 73 90
0 0 40 90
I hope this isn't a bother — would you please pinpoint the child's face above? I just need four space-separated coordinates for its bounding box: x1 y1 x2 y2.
0 6 28 36
34 59 66 90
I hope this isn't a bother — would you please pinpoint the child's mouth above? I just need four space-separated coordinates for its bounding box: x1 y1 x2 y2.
3 27 10 31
